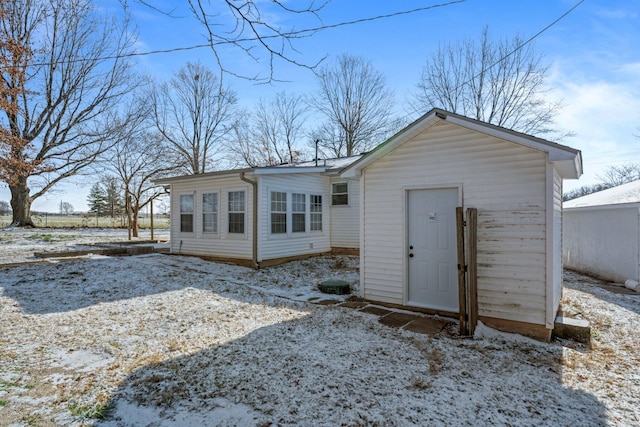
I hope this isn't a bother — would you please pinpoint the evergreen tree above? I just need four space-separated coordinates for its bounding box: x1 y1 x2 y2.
87 182 107 216
103 176 123 218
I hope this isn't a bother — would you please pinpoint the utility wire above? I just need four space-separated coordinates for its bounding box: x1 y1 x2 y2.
28 0 468 66
407 0 584 119
283 0 468 36
470 0 584 83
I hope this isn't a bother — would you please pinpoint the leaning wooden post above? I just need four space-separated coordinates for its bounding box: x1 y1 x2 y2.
150 199 154 241
456 207 468 336
467 208 478 335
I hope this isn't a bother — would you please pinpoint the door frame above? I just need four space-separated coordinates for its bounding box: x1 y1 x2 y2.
403 183 463 308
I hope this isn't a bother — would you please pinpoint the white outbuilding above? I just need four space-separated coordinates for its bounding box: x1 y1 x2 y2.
563 180 640 284
341 109 583 340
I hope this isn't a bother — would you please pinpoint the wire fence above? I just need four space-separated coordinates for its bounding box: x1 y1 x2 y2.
0 214 171 229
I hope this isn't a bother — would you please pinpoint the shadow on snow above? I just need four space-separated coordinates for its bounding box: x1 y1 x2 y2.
0 254 610 425
95 308 608 426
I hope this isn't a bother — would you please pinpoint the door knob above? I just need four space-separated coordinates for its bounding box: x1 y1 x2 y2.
409 245 414 250
409 253 414 258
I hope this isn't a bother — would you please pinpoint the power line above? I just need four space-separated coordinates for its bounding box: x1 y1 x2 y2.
407 0 585 119
284 0 468 36
476 0 584 77
29 0 468 66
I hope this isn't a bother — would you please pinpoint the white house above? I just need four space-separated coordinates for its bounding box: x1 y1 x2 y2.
155 156 361 267
341 109 582 340
563 180 640 283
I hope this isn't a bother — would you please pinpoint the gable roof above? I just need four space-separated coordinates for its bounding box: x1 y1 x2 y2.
341 108 583 179
154 155 363 184
564 180 640 210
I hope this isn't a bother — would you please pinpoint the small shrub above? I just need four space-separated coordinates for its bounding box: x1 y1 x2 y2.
68 402 112 420
429 348 444 374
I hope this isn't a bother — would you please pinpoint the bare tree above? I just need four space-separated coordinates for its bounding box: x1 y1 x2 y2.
563 163 640 201
230 92 308 167
58 201 74 215
152 61 237 175
114 131 175 237
138 0 326 82
309 54 397 157
414 27 561 136
0 0 137 226
107 94 177 237
0 200 11 215
597 164 640 187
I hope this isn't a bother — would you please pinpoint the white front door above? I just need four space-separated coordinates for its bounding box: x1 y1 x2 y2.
407 188 459 312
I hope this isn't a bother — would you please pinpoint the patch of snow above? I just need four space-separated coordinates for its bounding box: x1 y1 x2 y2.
0 230 638 426
564 179 640 208
473 321 548 346
50 348 115 373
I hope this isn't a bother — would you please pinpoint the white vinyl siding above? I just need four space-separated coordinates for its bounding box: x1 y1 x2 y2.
330 177 360 249
168 175 253 260
549 166 564 327
563 206 640 283
360 120 548 326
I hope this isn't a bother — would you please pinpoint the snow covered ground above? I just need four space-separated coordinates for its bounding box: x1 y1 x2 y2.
0 228 638 426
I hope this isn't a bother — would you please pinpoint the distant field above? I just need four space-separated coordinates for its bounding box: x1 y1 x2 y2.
0 214 171 229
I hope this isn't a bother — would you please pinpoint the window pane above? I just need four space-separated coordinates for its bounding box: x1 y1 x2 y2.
203 193 218 233
271 213 287 234
228 213 244 233
292 193 305 212
180 194 194 213
228 191 245 212
203 213 217 233
271 192 286 213
332 182 348 194
331 183 348 205
270 192 287 234
310 195 322 231
203 193 217 212
332 194 348 205
228 191 245 234
180 214 193 233
292 213 305 232
292 193 305 232
180 194 194 232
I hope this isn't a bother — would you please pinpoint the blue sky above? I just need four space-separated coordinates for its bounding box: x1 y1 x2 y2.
5 0 639 212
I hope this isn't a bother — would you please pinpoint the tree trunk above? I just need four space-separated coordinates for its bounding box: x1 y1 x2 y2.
9 179 36 227
131 206 139 238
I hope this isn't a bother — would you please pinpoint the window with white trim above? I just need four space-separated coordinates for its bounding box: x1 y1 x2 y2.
228 191 245 234
292 193 306 233
310 195 322 231
202 192 218 233
271 191 287 234
179 194 194 233
332 182 348 205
